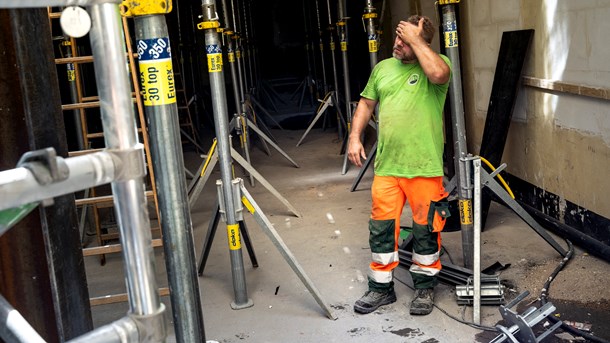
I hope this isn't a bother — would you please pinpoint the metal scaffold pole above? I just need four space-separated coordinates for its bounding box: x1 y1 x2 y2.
363 0 378 68
326 0 345 139
126 1 206 341
314 0 329 94
89 1 163 320
199 0 253 309
349 0 379 192
439 0 474 268
337 0 353 175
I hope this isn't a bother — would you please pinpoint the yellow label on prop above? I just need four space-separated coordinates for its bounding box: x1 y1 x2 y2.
227 224 241 250
139 60 177 106
207 53 223 73
368 40 377 53
67 69 75 82
330 42 335 51
228 52 235 63
444 30 458 48
458 199 473 225
236 51 241 59
341 41 347 51
319 43 324 51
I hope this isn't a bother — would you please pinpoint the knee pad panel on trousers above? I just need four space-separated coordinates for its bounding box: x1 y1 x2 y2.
369 218 396 253
412 223 439 255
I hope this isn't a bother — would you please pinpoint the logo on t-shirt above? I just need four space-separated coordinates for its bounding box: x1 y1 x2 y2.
407 74 420 86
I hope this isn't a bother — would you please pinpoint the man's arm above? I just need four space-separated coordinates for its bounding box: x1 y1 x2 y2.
347 97 377 167
397 18 450 84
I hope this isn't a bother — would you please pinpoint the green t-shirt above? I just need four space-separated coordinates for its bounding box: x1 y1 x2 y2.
361 55 451 178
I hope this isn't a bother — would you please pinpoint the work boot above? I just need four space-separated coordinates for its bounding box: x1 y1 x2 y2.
354 289 397 314
409 288 434 315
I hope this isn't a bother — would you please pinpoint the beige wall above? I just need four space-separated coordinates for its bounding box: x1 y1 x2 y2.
459 0 610 218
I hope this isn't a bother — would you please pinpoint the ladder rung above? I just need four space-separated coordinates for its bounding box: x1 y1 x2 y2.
55 53 137 65
87 132 104 139
101 227 161 241
86 127 144 139
62 101 101 111
55 55 94 65
76 191 154 206
83 238 163 257
90 287 169 306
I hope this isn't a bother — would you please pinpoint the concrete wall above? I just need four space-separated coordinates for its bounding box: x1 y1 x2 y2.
459 0 610 219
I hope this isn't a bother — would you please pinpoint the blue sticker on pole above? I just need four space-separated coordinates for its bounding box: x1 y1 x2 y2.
206 44 222 54
444 20 457 32
137 37 171 61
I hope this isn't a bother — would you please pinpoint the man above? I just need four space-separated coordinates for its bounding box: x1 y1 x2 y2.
348 15 452 316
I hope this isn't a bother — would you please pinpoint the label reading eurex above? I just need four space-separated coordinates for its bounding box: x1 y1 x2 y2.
443 20 459 48
206 44 222 73
227 224 241 250
67 63 76 81
368 38 378 53
137 37 176 106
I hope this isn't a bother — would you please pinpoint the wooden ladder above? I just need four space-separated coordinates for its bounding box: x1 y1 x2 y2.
172 50 203 153
48 8 168 306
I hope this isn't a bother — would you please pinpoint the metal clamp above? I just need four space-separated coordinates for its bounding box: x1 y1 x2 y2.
120 0 172 17
438 0 461 5
129 303 167 342
17 147 69 186
107 144 146 181
197 20 220 30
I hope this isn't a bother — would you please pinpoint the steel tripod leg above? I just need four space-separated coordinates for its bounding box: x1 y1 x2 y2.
238 180 337 320
230 147 301 217
296 92 333 147
198 201 259 275
188 148 218 210
198 202 221 276
249 95 284 130
246 118 299 167
341 131 350 175
239 219 259 268
350 142 376 191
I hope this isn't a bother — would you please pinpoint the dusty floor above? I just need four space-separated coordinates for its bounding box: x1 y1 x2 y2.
86 127 610 343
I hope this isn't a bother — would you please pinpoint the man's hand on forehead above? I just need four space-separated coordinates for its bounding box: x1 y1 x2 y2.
396 18 425 45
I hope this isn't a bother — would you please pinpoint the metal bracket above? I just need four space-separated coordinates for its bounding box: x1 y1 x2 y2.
490 291 563 343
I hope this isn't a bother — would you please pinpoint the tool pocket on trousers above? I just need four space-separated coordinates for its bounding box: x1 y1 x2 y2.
427 199 451 233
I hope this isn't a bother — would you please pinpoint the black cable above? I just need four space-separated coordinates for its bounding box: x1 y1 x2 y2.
538 240 610 343
393 276 497 332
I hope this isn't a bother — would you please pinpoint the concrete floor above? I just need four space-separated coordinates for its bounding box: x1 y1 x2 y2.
86 127 610 343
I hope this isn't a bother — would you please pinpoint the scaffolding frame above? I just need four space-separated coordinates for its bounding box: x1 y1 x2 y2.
0 1 168 342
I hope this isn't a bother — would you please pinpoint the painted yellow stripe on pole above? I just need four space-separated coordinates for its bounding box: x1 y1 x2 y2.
241 196 255 214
